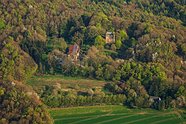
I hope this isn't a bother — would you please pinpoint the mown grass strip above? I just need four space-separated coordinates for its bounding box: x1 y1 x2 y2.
96 114 139 124
151 117 179 124
50 106 186 124
78 114 130 124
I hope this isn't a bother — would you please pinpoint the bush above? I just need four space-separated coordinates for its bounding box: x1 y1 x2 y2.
0 19 5 29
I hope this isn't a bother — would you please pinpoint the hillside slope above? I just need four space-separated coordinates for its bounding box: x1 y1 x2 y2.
0 81 53 124
0 0 186 114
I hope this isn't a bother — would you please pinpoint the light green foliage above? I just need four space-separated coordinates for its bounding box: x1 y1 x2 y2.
0 19 5 29
176 86 186 97
94 35 106 46
115 40 122 49
144 23 152 34
48 37 67 52
86 26 105 45
0 87 5 96
0 40 18 80
120 30 128 41
90 12 110 28
115 30 128 49
0 38 37 81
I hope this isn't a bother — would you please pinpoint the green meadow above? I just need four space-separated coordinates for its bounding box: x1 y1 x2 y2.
50 105 186 124
27 75 107 90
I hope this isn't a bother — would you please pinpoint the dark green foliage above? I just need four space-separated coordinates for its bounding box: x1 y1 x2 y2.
137 0 186 24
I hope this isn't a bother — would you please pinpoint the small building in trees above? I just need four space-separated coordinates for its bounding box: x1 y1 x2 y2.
149 96 161 103
68 43 80 62
106 32 115 44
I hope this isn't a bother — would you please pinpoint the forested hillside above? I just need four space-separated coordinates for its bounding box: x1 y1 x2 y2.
0 0 186 121
0 81 53 123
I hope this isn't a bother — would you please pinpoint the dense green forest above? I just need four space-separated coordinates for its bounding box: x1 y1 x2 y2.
0 0 186 123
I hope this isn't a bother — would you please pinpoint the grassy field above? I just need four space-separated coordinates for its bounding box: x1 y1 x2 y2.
50 105 186 124
27 75 186 124
27 75 108 91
